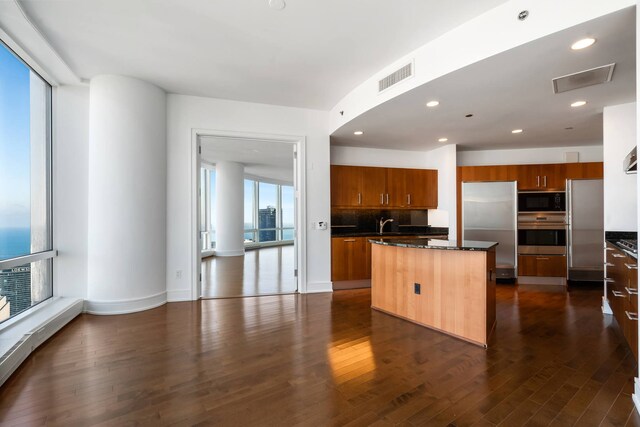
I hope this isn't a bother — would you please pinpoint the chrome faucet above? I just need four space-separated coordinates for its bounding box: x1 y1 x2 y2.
379 218 394 234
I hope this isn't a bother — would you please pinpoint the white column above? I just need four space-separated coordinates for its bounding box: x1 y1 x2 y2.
87 75 167 314
215 161 245 257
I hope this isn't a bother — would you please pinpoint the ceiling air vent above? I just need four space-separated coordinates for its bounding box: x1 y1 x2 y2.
378 62 413 92
552 63 615 94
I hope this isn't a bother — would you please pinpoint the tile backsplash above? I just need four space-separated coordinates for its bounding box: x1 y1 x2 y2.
331 209 429 233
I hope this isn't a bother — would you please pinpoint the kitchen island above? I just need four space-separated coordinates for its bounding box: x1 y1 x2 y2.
370 238 497 347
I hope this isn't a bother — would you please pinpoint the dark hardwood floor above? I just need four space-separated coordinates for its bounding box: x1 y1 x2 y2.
0 285 639 426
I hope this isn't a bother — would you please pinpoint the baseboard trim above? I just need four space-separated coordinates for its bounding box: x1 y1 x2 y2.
305 281 333 294
633 378 640 415
84 291 167 315
214 249 245 257
0 298 83 387
167 289 193 302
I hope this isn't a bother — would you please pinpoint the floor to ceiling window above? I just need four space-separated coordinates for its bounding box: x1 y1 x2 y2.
199 166 216 251
244 179 294 246
0 40 54 324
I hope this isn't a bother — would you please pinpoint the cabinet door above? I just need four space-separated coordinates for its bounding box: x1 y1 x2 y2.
386 168 407 207
331 237 369 281
517 165 542 190
407 169 438 208
517 255 566 277
565 162 604 180
539 164 566 190
331 166 362 207
361 167 387 207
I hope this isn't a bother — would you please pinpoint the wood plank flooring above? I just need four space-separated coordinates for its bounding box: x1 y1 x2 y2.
0 284 639 426
201 245 296 298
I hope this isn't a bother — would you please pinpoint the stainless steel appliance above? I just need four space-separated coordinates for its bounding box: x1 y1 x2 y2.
462 181 517 279
518 191 566 212
617 239 638 256
624 146 637 174
567 179 604 281
518 213 567 255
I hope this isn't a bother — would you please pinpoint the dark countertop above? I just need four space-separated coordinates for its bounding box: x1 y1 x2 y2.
605 231 637 260
369 238 498 251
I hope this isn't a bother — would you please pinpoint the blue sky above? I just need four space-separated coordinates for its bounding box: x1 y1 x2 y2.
0 42 31 229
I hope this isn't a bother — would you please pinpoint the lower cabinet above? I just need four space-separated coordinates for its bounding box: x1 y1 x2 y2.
605 242 638 360
331 237 371 281
517 255 566 277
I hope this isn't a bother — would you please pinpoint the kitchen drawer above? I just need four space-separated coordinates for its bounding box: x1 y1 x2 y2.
518 255 566 277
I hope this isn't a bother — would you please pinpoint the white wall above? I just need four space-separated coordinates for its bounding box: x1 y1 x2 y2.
457 145 603 166
330 144 457 239
603 102 637 232
53 85 89 299
87 75 167 313
167 95 331 299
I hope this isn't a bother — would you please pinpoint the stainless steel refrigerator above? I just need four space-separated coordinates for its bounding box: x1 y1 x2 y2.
567 179 604 282
462 181 517 279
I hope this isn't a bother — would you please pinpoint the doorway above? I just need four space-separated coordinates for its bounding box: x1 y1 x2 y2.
192 131 305 298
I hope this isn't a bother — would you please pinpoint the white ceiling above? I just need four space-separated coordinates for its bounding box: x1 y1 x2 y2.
331 8 636 151
19 0 508 110
200 136 294 184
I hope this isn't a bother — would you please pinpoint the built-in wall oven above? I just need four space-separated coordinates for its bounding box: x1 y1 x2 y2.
517 212 567 255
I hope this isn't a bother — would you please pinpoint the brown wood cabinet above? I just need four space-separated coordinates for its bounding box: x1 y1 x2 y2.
331 237 371 281
517 255 566 277
330 165 438 209
605 242 638 360
517 164 566 191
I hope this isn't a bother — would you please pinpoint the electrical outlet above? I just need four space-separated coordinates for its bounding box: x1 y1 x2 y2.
414 283 421 295
176 270 183 279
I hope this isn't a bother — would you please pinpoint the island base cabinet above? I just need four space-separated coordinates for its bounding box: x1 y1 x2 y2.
371 244 496 346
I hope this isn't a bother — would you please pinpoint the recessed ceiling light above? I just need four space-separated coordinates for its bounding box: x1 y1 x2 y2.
426 101 440 107
438 138 448 142
571 100 587 107
268 0 286 10
512 129 523 134
571 38 596 50
353 131 363 135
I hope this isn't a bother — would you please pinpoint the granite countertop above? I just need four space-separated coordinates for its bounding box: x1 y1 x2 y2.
369 238 498 251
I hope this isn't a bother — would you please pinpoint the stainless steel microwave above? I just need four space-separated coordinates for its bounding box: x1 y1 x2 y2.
518 191 566 213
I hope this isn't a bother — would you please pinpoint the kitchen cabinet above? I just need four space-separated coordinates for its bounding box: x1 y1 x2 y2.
517 164 566 191
605 242 638 360
331 237 371 281
518 255 566 277
330 165 438 209
565 162 603 179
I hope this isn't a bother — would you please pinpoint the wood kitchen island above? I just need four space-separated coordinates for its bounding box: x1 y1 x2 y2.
370 238 497 347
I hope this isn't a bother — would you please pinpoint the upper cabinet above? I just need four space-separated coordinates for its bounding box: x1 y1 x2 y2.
331 165 438 209
517 164 566 191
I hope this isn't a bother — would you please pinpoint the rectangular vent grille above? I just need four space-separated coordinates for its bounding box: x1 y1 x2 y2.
379 62 413 92
552 63 616 94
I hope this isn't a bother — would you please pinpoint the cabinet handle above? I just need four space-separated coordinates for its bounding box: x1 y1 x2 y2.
605 262 614 267
626 311 638 321
407 194 411 205
612 290 626 298
613 253 626 258
605 247 615 252
625 286 638 295
536 257 549 260
380 194 384 204
625 263 638 270
605 278 615 283
537 176 540 187
386 194 389 205
358 193 362 205
543 176 547 187
343 239 356 242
